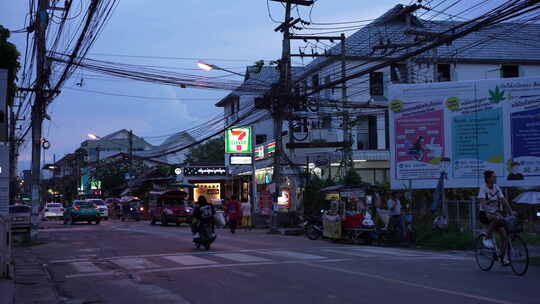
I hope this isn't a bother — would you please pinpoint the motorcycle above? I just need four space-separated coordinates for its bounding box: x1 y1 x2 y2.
303 215 323 240
193 222 216 250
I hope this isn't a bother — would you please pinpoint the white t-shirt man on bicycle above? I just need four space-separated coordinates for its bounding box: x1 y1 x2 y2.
477 170 514 266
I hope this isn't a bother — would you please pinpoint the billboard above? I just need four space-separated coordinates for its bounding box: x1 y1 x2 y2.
225 126 252 153
0 69 7 142
389 77 540 189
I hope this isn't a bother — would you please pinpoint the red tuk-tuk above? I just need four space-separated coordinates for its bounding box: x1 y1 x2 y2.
148 190 193 226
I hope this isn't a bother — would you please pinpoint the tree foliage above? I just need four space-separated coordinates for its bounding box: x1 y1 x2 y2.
0 25 21 105
185 136 225 163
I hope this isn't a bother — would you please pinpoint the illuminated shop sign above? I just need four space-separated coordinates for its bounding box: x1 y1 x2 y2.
225 126 252 153
230 155 252 165
183 167 228 176
255 146 264 160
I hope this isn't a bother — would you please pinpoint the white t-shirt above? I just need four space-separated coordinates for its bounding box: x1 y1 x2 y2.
241 202 251 217
477 184 504 213
387 199 401 216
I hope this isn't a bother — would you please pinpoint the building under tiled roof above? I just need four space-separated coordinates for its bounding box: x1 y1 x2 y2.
298 4 540 79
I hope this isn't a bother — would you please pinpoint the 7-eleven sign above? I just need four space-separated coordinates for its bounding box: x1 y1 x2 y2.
225 126 252 153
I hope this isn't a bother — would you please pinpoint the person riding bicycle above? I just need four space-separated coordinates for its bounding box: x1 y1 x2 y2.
191 196 215 239
478 170 514 266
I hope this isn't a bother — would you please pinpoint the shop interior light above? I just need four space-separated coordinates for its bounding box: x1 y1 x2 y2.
354 159 367 162
330 163 341 167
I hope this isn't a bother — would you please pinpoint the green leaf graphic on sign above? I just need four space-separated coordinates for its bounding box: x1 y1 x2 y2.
488 86 505 103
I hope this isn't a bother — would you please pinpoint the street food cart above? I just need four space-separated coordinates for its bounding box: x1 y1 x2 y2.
320 185 375 244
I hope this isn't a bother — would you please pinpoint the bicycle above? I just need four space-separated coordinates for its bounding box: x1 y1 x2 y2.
475 216 529 276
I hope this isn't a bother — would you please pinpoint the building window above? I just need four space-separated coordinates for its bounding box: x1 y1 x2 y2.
324 75 331 100
322 116 332 129
368 115 378 150
369 72 384 96
501 65 519 78
390 64 407 83
256 134 267 145
437 64 451 82
311 74 319 92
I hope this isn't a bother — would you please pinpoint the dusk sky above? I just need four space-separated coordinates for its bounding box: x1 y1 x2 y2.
1 0 506 172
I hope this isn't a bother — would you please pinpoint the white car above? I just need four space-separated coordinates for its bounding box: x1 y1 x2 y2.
43 202 65 220
86 199 109 220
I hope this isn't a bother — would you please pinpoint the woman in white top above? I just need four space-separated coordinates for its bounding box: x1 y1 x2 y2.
241 201 252 231
477 170 514 265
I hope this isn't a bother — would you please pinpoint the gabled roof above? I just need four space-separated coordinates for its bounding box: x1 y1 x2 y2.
216 66 304 107
298 4 540 79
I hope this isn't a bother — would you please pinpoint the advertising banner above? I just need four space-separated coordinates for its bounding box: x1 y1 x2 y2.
225 126 252 153
389 77 540 189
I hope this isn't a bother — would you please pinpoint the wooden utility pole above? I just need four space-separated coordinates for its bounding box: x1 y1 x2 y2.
30 0 49 240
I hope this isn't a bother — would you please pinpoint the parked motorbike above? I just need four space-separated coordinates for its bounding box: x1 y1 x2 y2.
303 214 323 240
193 222 216 250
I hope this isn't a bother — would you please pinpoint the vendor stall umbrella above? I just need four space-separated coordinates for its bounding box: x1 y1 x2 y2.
513 192 540 205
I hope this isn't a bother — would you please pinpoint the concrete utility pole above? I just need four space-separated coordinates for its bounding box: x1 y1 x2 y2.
128 130 133 179
340 33 351 174
9 107 17 202
30 0 49 240
270 0 313 232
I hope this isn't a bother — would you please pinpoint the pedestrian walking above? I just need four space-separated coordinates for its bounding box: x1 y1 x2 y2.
387 192 404 241
224 195 242 234
241 200 252 231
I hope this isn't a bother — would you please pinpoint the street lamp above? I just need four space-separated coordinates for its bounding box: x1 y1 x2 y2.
196 61 246 77
87 133 99 140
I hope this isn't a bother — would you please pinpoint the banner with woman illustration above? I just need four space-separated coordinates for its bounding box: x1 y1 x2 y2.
389 77 540 189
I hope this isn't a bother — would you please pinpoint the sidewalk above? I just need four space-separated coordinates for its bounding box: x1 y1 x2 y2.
11 246 59 304
0 278 14 304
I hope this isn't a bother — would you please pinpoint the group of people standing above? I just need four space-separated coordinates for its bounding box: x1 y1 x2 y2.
191 195 253 239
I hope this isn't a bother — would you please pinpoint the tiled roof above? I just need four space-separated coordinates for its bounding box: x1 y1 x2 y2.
216 66 304 106
299 4 540 78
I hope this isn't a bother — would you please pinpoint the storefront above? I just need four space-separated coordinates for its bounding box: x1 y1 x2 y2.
175 164 229 204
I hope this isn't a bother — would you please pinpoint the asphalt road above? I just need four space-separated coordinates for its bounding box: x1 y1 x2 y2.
29 219 539 304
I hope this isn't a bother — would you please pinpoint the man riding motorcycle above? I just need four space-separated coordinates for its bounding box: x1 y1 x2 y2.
191 196 216 240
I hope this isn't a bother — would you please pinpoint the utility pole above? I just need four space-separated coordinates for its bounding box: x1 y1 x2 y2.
270 0 313 232
30 0 49 240
128 130 133 179
340 33 351 175
8 107 17 203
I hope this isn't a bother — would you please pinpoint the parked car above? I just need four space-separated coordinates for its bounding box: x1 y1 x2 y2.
63 200 101 225
148 190 193 226
43 202 64 220
86 199 109 220
10 204 31 233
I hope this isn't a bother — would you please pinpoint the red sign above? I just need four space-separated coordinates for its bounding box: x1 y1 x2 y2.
259 190 272 215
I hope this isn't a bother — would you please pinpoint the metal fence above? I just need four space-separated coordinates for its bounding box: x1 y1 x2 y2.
443 198 478 232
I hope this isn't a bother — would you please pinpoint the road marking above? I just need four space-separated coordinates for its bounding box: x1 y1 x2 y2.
214 253 270 263
353 248 426 257
164 255 218 266
322 249 377 258
70 262 103 273
110 258 160 270
64 259 351 279
302 263 515 304
261 250 327 260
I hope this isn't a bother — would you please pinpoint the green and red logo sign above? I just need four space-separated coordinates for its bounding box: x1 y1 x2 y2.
225 126 252 153
266 141 276 155
255 146 264 160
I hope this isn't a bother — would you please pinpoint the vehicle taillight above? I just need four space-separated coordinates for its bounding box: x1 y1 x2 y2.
74 206 80 211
